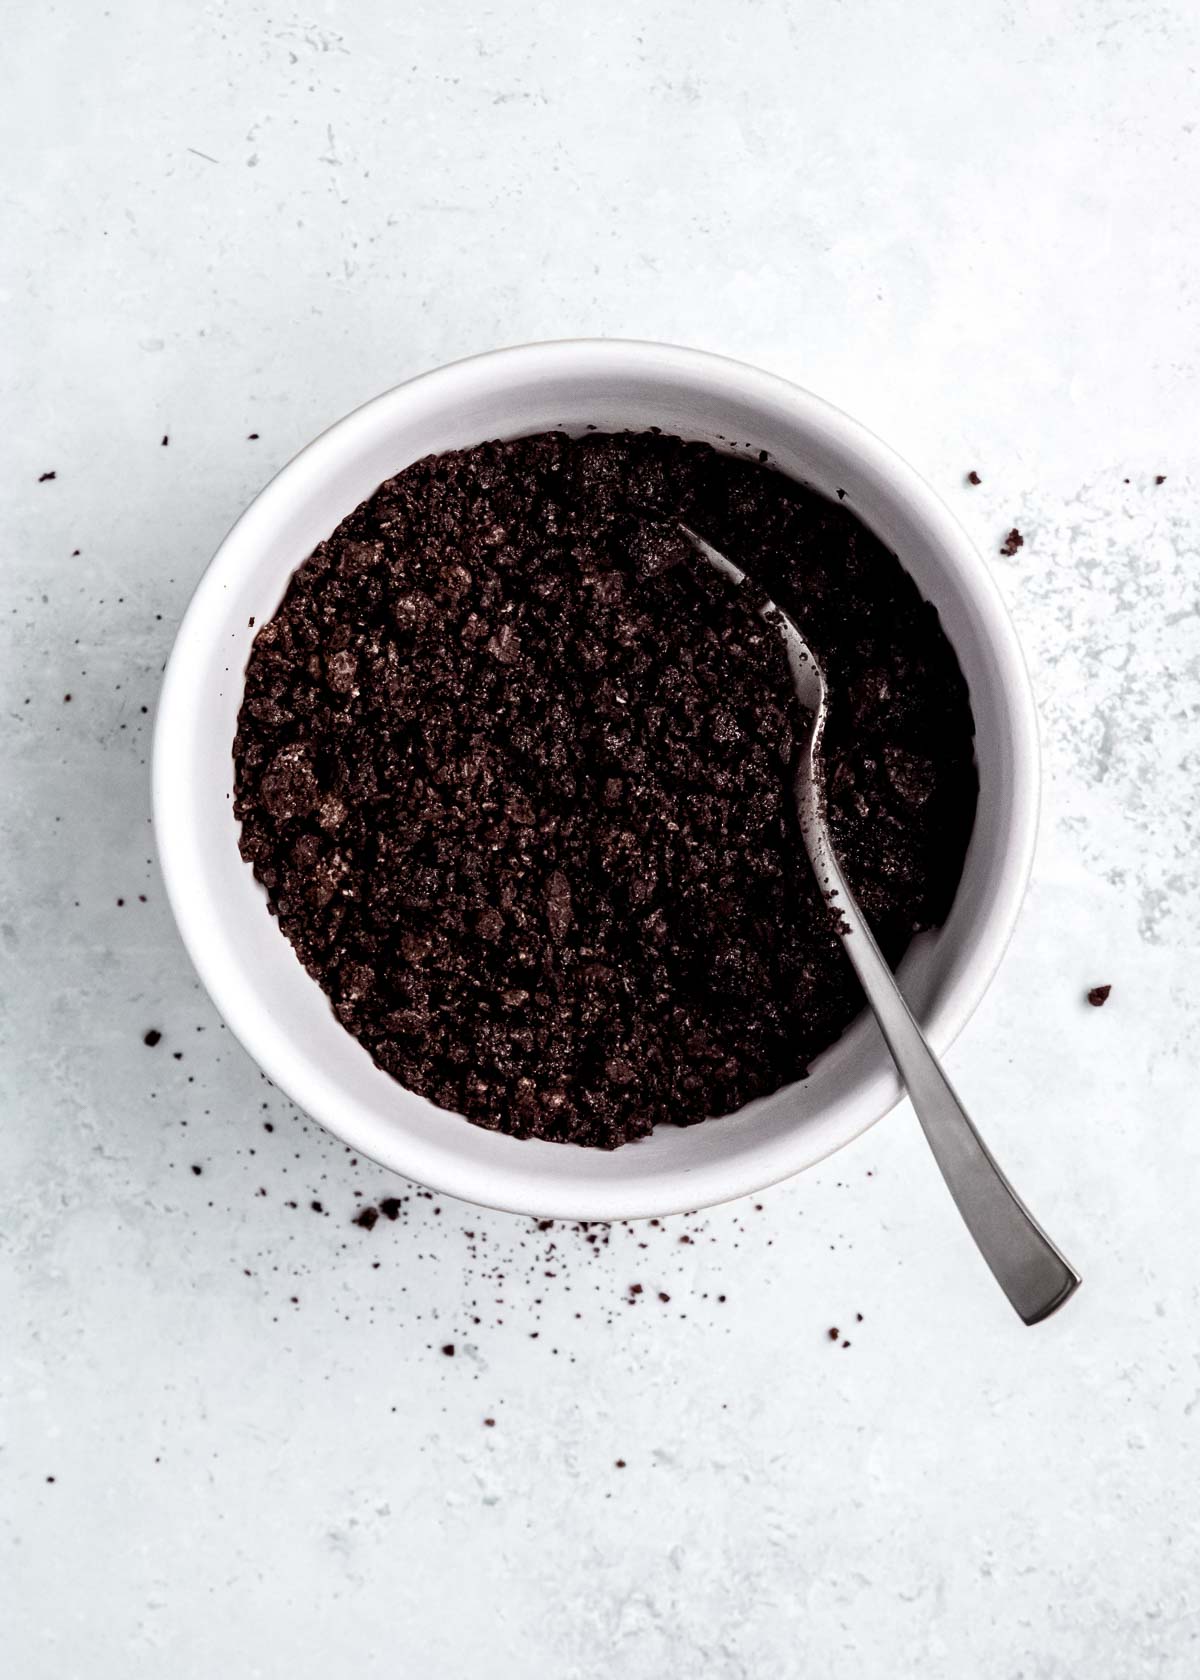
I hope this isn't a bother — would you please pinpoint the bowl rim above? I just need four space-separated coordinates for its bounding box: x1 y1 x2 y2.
153 338 1039 1219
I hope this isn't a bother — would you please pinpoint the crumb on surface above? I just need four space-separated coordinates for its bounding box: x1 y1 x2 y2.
1087 984 1112 1008
143 1029 161 1047
1000 528 1024 557
967 470 981 485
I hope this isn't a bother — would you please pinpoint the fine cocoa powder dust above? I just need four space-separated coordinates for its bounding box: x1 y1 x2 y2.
234 431 976 1148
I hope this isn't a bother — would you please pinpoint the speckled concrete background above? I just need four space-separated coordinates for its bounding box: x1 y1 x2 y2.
3 3 1198 1676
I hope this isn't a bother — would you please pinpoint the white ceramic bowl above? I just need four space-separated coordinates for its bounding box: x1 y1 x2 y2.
154 341 1038 1221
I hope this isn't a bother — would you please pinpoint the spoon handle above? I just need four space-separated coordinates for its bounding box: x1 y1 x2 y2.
818 844 1081 1325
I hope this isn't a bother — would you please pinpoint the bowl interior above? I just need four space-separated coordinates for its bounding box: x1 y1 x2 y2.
155 344 1033 1220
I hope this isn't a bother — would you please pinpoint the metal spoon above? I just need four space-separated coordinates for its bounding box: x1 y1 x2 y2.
681 525 1080 1325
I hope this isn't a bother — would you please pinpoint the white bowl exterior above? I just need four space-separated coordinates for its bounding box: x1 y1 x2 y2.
154 342 1038 1220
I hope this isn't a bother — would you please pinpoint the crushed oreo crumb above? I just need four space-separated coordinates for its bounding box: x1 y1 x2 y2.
966 470 981 486
143 1029 161 1047
234 432 976 1148
1000 527 1024 557
1087 984 1112 1008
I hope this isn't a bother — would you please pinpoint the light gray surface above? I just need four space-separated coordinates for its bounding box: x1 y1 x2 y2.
2 3 1197 1676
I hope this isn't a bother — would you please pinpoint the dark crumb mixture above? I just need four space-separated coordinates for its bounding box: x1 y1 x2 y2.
1087 984 1112 1008
1000 527 1024 557
234 432 976 1148
966 470 982 486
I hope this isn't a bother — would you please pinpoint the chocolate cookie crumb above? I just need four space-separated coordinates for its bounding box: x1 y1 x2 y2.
827 1326 839 1341
379 1196 402 1220
247 432 259 440
615 1459 626 1468
441 1343 455 1357
310 1200 323 1213
966 470 981 486
353 1206 378 1230
234 431 976 1149
39 471 56 482
1087 984 1112 1008
161 435 169 447
1000 528 1024 557
1155 475 1166 485
484 1417 495 1427
143 1029 161 1047
191 1164 202 1176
